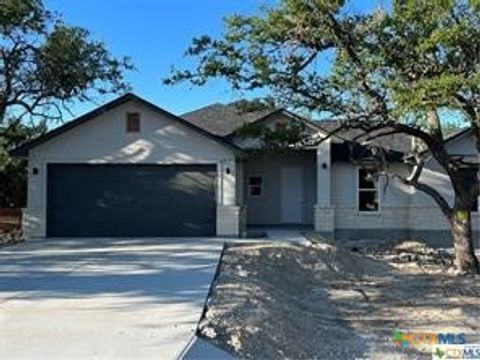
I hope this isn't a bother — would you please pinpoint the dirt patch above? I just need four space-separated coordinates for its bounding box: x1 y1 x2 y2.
198 236 480 359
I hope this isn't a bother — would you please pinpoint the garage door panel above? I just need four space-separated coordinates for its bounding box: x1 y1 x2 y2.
47 164 216 237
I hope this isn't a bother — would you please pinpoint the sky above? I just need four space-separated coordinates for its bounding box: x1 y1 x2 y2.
44 0 384 120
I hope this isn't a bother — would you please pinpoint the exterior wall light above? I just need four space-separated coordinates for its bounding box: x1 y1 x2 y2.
32 167 39 175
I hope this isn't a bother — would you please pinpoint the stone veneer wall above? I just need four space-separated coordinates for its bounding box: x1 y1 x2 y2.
319 205 480 248
22 207 46 239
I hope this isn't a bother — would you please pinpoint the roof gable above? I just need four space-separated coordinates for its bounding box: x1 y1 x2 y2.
182 101 328 140
11 93 243 157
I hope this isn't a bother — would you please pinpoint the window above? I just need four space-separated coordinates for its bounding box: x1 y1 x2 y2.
473 197 479 213
358 168 379 212
462 166 479 212
126 113 140 132
275 122 287 132
248 176 263 196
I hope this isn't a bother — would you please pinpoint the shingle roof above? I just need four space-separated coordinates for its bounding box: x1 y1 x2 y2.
314 120 414 153
181 102 276 137
182 103 414 153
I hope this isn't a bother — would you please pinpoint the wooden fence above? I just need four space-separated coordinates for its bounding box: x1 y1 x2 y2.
0 209 22 233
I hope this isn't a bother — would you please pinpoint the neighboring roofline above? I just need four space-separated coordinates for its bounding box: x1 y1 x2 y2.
280 109 330 137
418 127 472 156
221 107 280 137
444 127 472 145
10 93 245 157
223 107 329 138
180 102 224 119
314 123 474 156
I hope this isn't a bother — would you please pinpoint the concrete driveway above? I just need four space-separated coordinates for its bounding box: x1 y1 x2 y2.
0 237 224 359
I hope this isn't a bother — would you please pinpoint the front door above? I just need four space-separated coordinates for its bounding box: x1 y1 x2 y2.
281 167 303 223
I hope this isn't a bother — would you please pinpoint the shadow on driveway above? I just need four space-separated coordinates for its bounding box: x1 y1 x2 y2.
0 237 224 359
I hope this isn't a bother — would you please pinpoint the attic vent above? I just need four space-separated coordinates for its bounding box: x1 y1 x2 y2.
126 113 140 133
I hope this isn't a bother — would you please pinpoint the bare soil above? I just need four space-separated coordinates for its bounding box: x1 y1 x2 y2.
198 236 480 359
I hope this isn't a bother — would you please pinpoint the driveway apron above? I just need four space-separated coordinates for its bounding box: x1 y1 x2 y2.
0 237 223 359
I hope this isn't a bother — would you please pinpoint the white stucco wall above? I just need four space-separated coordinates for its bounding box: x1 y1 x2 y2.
329 132 479 243
24 99 240 238
331 162 412 231
410 132 480 234
413 132 478 208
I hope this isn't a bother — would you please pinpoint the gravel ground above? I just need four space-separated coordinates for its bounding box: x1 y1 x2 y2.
198 236 480 359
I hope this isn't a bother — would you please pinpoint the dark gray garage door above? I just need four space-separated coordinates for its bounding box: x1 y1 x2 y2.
47 164 217 237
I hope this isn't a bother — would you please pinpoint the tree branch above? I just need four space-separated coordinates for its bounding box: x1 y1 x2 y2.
395 156 452 217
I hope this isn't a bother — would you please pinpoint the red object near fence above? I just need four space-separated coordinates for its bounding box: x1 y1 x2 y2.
0 209 22 233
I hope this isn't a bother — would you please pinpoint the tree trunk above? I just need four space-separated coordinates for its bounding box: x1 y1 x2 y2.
450 208 479 274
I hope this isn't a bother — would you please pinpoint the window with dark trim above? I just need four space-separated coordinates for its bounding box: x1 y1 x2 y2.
462 166 479 212
126 113 140 133
473 197 479 212
248 176 263 196
358 168 379 212
275 122 287 132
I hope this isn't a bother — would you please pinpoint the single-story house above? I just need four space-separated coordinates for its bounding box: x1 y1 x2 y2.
11 93 480 244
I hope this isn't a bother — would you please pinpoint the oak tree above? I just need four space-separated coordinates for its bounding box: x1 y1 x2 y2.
167 0 480 274
1 0 132 208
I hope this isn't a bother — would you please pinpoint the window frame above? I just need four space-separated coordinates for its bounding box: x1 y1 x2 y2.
461 166 479 213
247 175 263 197
357 166 380 213
472 167 479 213
473 198 479 213
126 112 141 133
275 122 287 132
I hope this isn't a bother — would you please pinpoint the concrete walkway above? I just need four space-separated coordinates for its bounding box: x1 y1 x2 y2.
181 336 234 360
266 229 311 244
0 237 224 359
